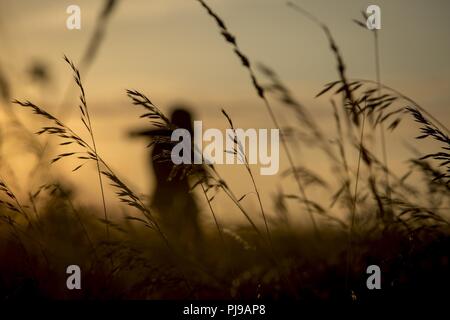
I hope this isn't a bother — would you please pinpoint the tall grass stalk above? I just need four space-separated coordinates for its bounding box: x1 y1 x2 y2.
14 63 173 256
351 79 450 135
221 108 272 244
33 0 119 186
196 0 319 236
345 110 366 291
64 56 109 240
373 28 393 220
200 182 224 244
354 14 392 220
287 2 368 294
0 178 50 267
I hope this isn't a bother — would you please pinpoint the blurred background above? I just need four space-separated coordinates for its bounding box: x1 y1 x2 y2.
0 0 449 225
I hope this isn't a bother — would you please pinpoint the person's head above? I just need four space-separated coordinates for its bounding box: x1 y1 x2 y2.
171 107 193 134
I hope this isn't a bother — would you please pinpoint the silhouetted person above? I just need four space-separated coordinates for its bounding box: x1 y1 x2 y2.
130 107 202 252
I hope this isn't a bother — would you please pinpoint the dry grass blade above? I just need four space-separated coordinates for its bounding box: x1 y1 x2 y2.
196 0 320 237
221 108 272 243
0 179 25 216
196 0 264 99
13 80 165 245
259 63 336 161
80 0 118 70
0 177 50 266
406 107 450 186
63 56 110 239
281 166 328 189
287 1 360 126
126 89 171 128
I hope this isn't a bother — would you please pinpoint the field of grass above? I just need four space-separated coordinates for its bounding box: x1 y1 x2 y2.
0 1 449 302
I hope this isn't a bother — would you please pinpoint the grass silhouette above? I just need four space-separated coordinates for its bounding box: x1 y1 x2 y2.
0 1 448 303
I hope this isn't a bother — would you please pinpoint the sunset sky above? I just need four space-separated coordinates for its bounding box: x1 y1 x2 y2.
0 0 449 224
